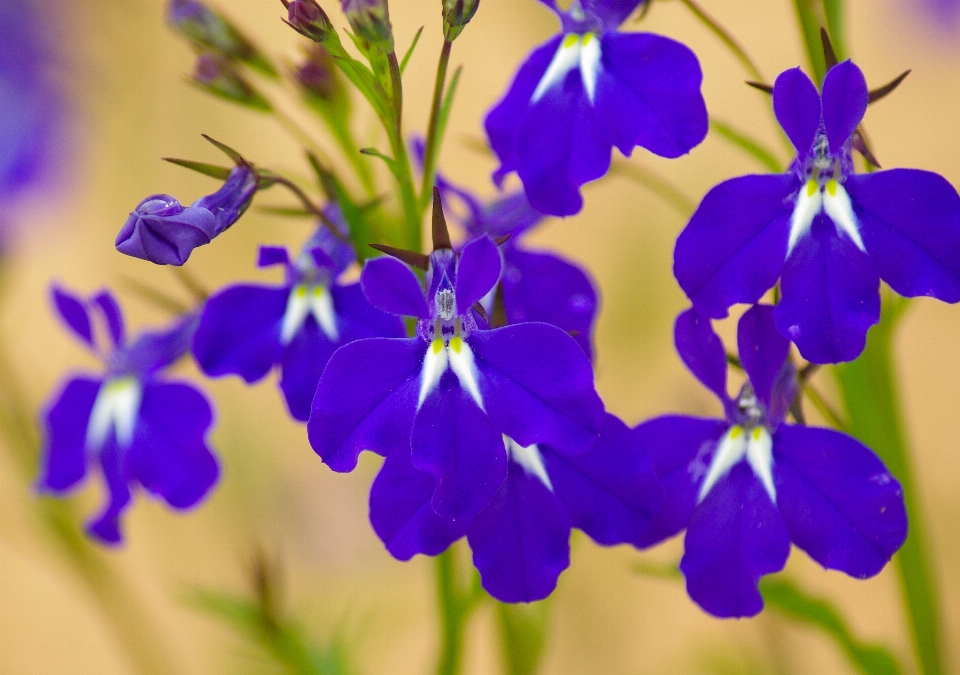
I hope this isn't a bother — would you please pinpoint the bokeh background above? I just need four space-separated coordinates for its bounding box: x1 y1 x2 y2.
1 0 958 673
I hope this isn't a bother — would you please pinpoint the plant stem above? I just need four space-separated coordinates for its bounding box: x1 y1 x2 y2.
435 546 484 675
792 0 827 82
677 0 764 82
420 39 453 209
834 297 945 675
385 50 422 251
607 158 695 217
820 0 846 60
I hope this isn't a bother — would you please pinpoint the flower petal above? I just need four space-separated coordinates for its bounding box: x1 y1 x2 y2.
38 377 101 492
821 61 868 154
468 461 571 603
470 324 604 456
847 170 960 302
279 319 336 422
308 337 423 471
411 371 507 519
633 415 728 547
544 413 662 545
674 308 728 405
773 67 821 155
192 284 287 382
775 214 880 363
582 0 644 29
369 447 470 560
456 236 502 310
51 285 94 347
774 424 907 578
128 381 218 509
86 438 132 545
594 32 707 158
360 256 430 319
737 304 790 410
680 463 790 618
674 174 796 318
92 290 125 347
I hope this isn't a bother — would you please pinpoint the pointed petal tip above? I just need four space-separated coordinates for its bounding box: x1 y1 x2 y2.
432 186 453 251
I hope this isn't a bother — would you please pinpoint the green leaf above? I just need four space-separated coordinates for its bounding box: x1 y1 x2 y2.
710 119 785 173
607 159 696 217
497 601 552 675
201 134 245 164
161 158 232 180
760 577 903 675
399 26 424 75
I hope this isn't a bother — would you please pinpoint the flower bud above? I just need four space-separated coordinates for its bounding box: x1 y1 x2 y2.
341 0 394 53
192 53 271 110
284 0 335 43
442 0 479 41
192 164 258 230
168 0 272 71
295 45 342 101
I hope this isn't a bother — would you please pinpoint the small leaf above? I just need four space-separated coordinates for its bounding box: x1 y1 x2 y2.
399 26 424 75
710 119 785 173
162 158 232 180
868 70 911 104
201 134 245 164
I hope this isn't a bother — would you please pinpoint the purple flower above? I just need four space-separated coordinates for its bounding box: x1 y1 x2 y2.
674 61 960 363
635 304 907 618
192 215 404 421
116 164 257 266
307 227 605 521
38 287 219 545
370 412 662 602
485 0 707 216
435 170 599 358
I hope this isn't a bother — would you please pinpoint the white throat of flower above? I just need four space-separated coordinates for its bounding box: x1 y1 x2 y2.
787 178 865 257
85 376 143 453
531 32 602 105
504 435 553 491
281 283 339 344
417 335 484 410
698 424 776 504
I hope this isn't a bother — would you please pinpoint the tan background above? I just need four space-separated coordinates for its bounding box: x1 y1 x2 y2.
1 0 958 673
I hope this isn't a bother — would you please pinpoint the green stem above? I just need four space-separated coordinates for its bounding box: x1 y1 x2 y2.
821 0 846 60
677 0 764 82
435 547 483 675
385 50 421 251
792 0 827 83
607 158 695 217
420 39 453 209
834 297 944 675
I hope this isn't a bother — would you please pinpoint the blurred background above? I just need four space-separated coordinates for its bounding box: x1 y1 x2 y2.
0 0 958 673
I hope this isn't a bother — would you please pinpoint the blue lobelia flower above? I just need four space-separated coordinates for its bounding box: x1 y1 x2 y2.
485 0 707 216
192 214 404 421
434 170 599 359
369 412 662 602
307 194 606 521
634 304 907 618
115 163 258 266
38 286 219 545
674 60 960 364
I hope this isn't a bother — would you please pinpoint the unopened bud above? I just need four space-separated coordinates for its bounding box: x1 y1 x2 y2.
341 0 394 53
192 53 271 111
284 0 334 43
168 0 274 74
442 0 479 41
296 45 342 101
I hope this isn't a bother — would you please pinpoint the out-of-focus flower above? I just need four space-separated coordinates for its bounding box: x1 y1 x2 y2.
168 0 276 75
192 212 404 421
674 61 960 364
38 287 219 545
283 0 336 44
485 0 707 216
634 305 907 617
190 52 272 110
116 164 258 266
442 0 480 41
341 0 394 52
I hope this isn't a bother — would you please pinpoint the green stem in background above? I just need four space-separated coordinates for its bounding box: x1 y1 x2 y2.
820 0 846 61
608 158 695 217
385 50 422 251
677 0 764 82
834 296 945 675
420 39 454 210
710 119 787 173
792 0 827 83
435 546 484 675
496 600 552 675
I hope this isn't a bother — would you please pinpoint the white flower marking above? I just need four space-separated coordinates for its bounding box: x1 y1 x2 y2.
281 284 339 344
85 377 143 452
698 425 776 504
504 435 553 491
531 32 603 106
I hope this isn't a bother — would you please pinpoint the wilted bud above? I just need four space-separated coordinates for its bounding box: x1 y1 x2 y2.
168 0 275 74
442 0 479 41
296 45 342 101
192 53 271 110
283 0 334 43
341 0 394 53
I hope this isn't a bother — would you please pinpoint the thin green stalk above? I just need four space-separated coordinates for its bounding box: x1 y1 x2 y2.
792 0 826 83
821 0 846 60
420 39 454 210
677 0 764 82
834 297 945 675
608 158 695 217
385 50 421 250
435 547 483 675
710 119 786 173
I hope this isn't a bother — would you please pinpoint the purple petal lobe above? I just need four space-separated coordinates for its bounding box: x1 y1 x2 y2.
115 195 219 266
680 464 790 618
594 32 707 158
774 424 907 578
412 372 507 519
776 215 880 363
257 246 290 268
470 324 604 456
192 284 287 382
279 319 336 422
501 248 598 359
456 236 502 311
821 61 868 154
674 174 796 318
128 382 218 509
39 377 101 492
361 256 430 318
308 337 423 471
773 67 821 155
737 304 790 410
52 285 93 347
634 415 728 547
674 308 727 404
370 448 471 560
122 313 198 376
468 462 571 603
847 170 960 302
544 413 663 545
86 439 131 545
584 0 644 29
92 291 125 347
